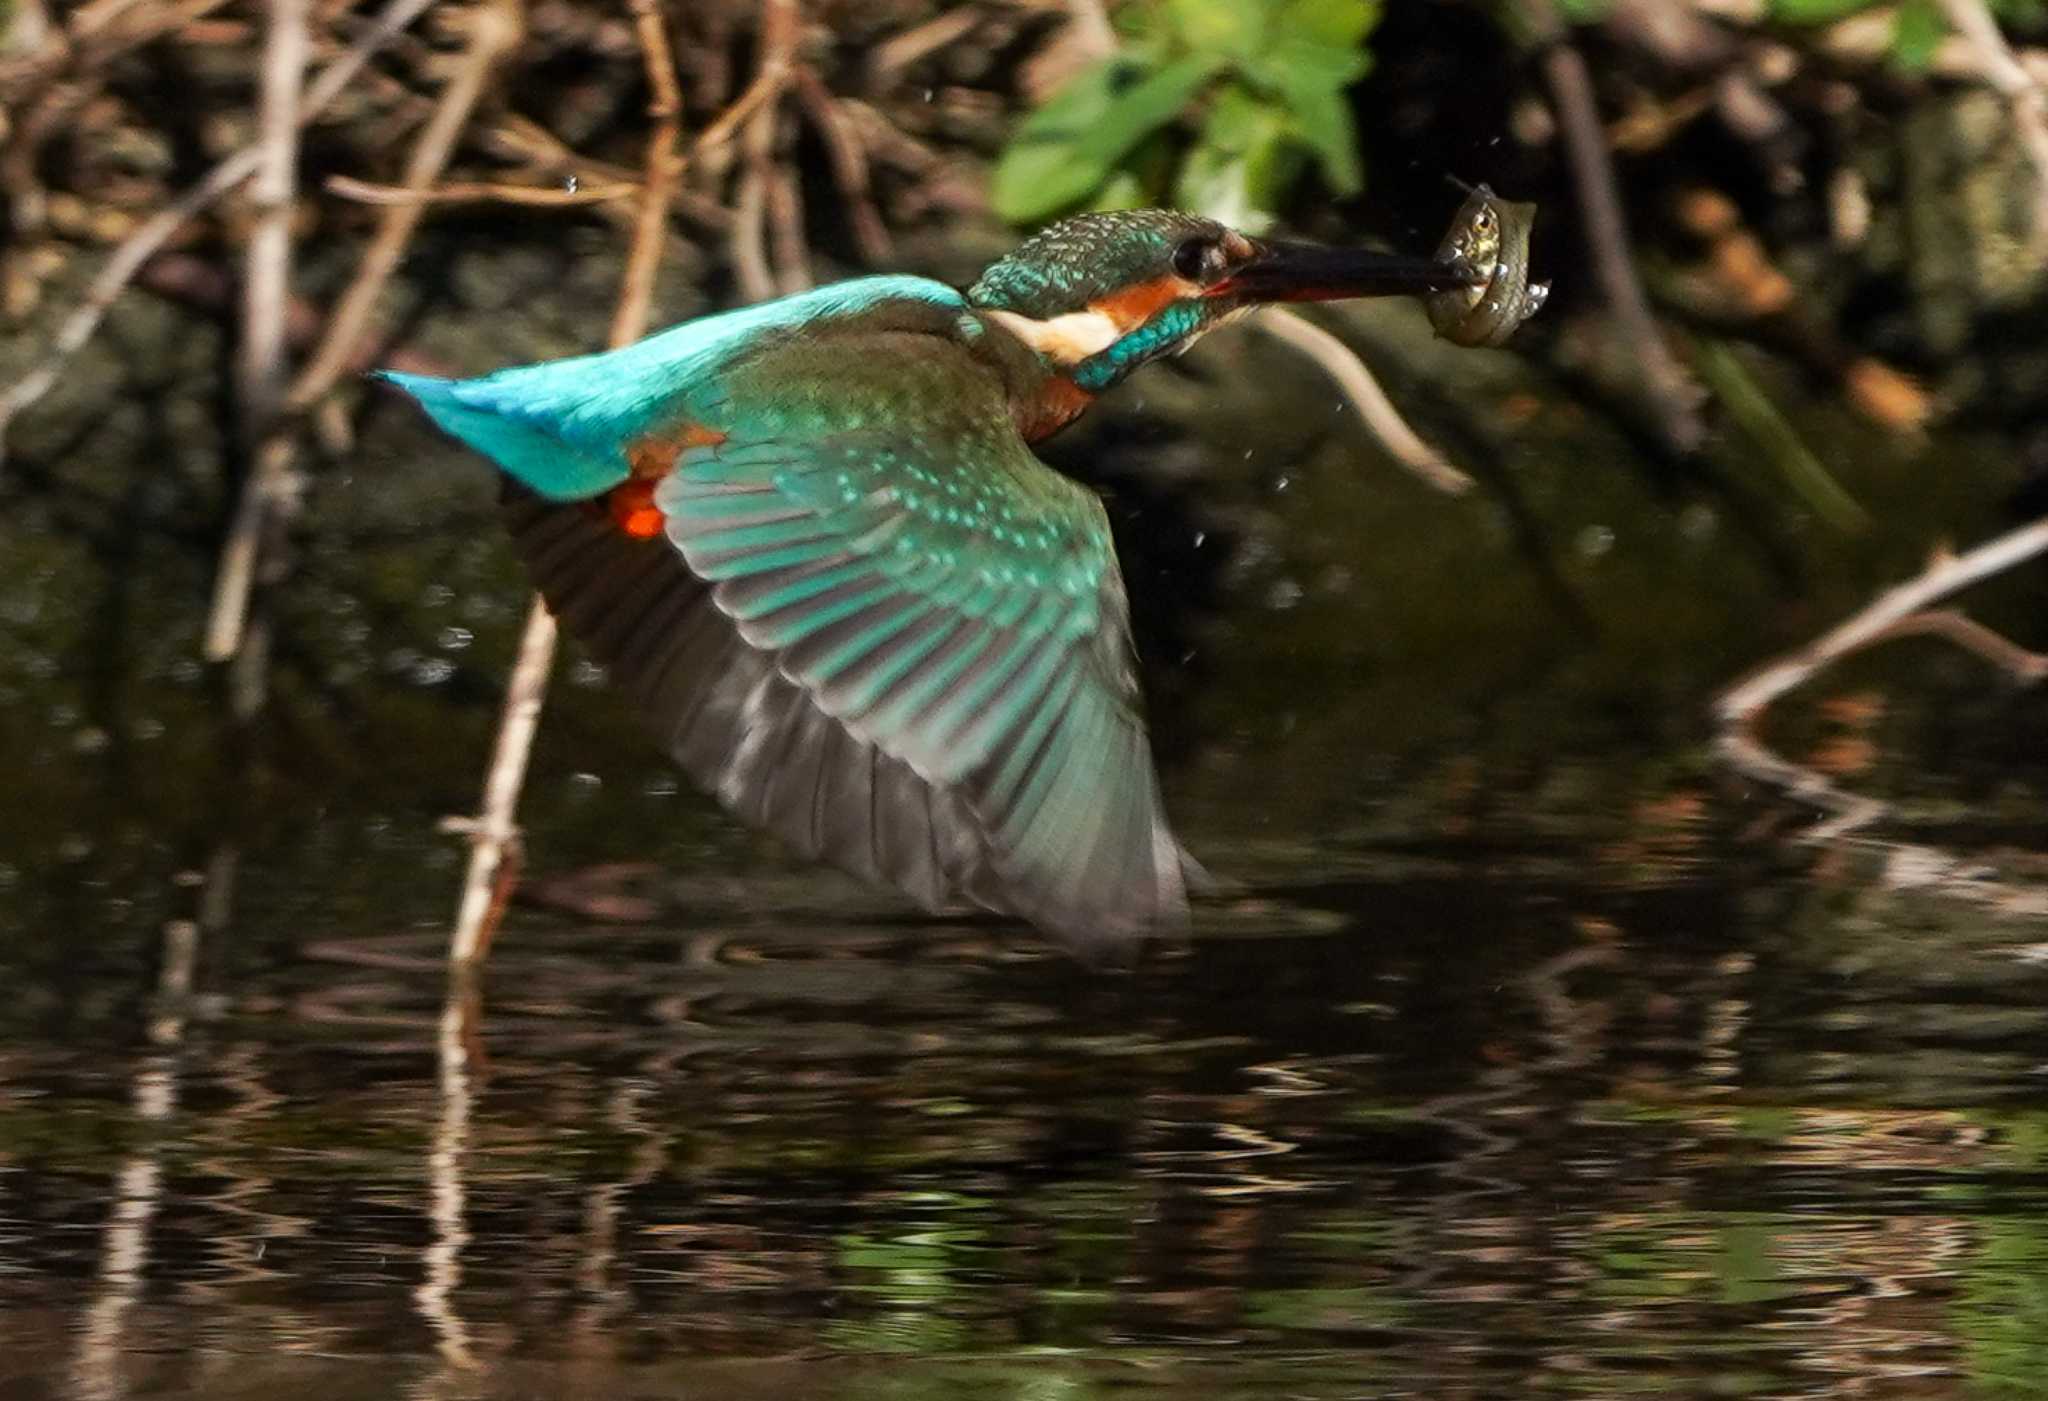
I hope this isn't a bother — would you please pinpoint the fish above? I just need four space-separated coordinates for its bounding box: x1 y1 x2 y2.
1427 183 1548 348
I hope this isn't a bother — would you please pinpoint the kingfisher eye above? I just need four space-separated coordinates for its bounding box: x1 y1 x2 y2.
1172 236 1226 283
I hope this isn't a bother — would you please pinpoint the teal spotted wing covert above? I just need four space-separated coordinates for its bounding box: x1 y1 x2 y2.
503 335 1188 953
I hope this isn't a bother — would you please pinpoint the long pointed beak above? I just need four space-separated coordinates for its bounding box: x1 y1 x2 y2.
1221 240 1479 303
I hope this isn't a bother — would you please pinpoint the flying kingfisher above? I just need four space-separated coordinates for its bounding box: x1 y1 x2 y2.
382 210 1479 954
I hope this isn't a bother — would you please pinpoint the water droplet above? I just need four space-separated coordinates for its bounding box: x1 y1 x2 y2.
564 173 579 194
1266 578 1303 611
643 773 679 798
411 656 455 686
1577 524 1615 559
1192 530 1206 548
572 659 608 687
1274 475 1291 493
438 625 474 651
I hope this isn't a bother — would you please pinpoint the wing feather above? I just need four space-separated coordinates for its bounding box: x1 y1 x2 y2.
494 331 1190 952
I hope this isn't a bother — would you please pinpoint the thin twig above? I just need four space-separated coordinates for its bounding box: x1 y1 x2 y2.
215 0 309 721
791 64 890 263
237 0 308 439
0 0 439 468
206 0 523 664
610 0 682 346
447 0 682 967
685 0 797 173
761 114 811 295
286 0 525 407
1716 518 2048 725
1865 607 2048 683
1713 519 2048 837
325 172 637 207
731 113 776 303
1523 0 1705 452
1258 309 1474 496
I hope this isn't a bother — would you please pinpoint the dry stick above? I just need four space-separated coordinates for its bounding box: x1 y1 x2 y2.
1713 517 2048 836
1937 0 2048 240
325 173 638 207
205 0 524 664
791 64 890 263
1526 5 1705 453
286 0 523 409
762 116 810 295
1258 309 1474 497
0 0 439 468
216 0 310 722
446 0 684 967
1715 518 2048 725
235 0 306 441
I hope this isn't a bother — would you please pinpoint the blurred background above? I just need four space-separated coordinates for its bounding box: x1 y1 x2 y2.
5 0 2048 1396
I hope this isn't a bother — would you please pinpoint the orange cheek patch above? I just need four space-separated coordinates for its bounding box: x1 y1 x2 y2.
1091 275 1193 332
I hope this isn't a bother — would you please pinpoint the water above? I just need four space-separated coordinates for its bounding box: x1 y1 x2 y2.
6 292 2048 1397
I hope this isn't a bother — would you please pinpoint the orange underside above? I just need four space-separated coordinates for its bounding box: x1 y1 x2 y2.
1016 375 1094 442
606 422 727 538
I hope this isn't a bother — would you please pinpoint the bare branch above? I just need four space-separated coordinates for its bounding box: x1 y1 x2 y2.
1524 0 1706 452
286 0 524 407
205 0 523 666
324 173 637 207
0 0 440 467
1257 308 1475 497
1716 518 2048 726
448 0 683 967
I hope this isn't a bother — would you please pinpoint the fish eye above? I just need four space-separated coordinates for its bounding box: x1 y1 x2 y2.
1172 236 1227 283
1473 208 1498 233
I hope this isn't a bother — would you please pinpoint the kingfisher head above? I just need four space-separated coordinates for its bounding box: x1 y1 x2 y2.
967 210 1474 397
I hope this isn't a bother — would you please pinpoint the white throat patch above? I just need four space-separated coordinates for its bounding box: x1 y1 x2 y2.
984 307 1123 366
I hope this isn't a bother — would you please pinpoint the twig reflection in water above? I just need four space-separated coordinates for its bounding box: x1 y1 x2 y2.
415 974 479 1373
71 919 200 1401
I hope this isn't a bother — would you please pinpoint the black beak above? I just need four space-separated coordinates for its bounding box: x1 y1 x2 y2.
1224 240 1479 302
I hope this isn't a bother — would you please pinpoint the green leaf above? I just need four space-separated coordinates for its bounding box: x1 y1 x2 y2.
992 55 1221 223
1163 0 1275 60
991 59 1132 222
1174 85 1301 229
1889 0 1946 70
1274 0 1378 47
1080 53 1227 164
1275 67 1365 192
1767 0 1881 22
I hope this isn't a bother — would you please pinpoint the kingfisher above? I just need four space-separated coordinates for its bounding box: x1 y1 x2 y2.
382 210 1476 955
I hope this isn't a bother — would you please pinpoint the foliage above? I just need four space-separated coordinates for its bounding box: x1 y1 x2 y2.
991 0 1380 230
1763 0 2046 71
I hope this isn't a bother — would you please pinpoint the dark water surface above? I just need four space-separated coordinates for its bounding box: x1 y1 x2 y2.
7 290 2048 1397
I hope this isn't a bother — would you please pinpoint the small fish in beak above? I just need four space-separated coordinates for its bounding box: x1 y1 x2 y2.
1427 183 1549 348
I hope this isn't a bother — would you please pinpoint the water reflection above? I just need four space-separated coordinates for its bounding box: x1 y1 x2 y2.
3 827 2047 1398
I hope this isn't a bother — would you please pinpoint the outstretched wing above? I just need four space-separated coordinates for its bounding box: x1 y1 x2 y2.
503 335 1187 952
